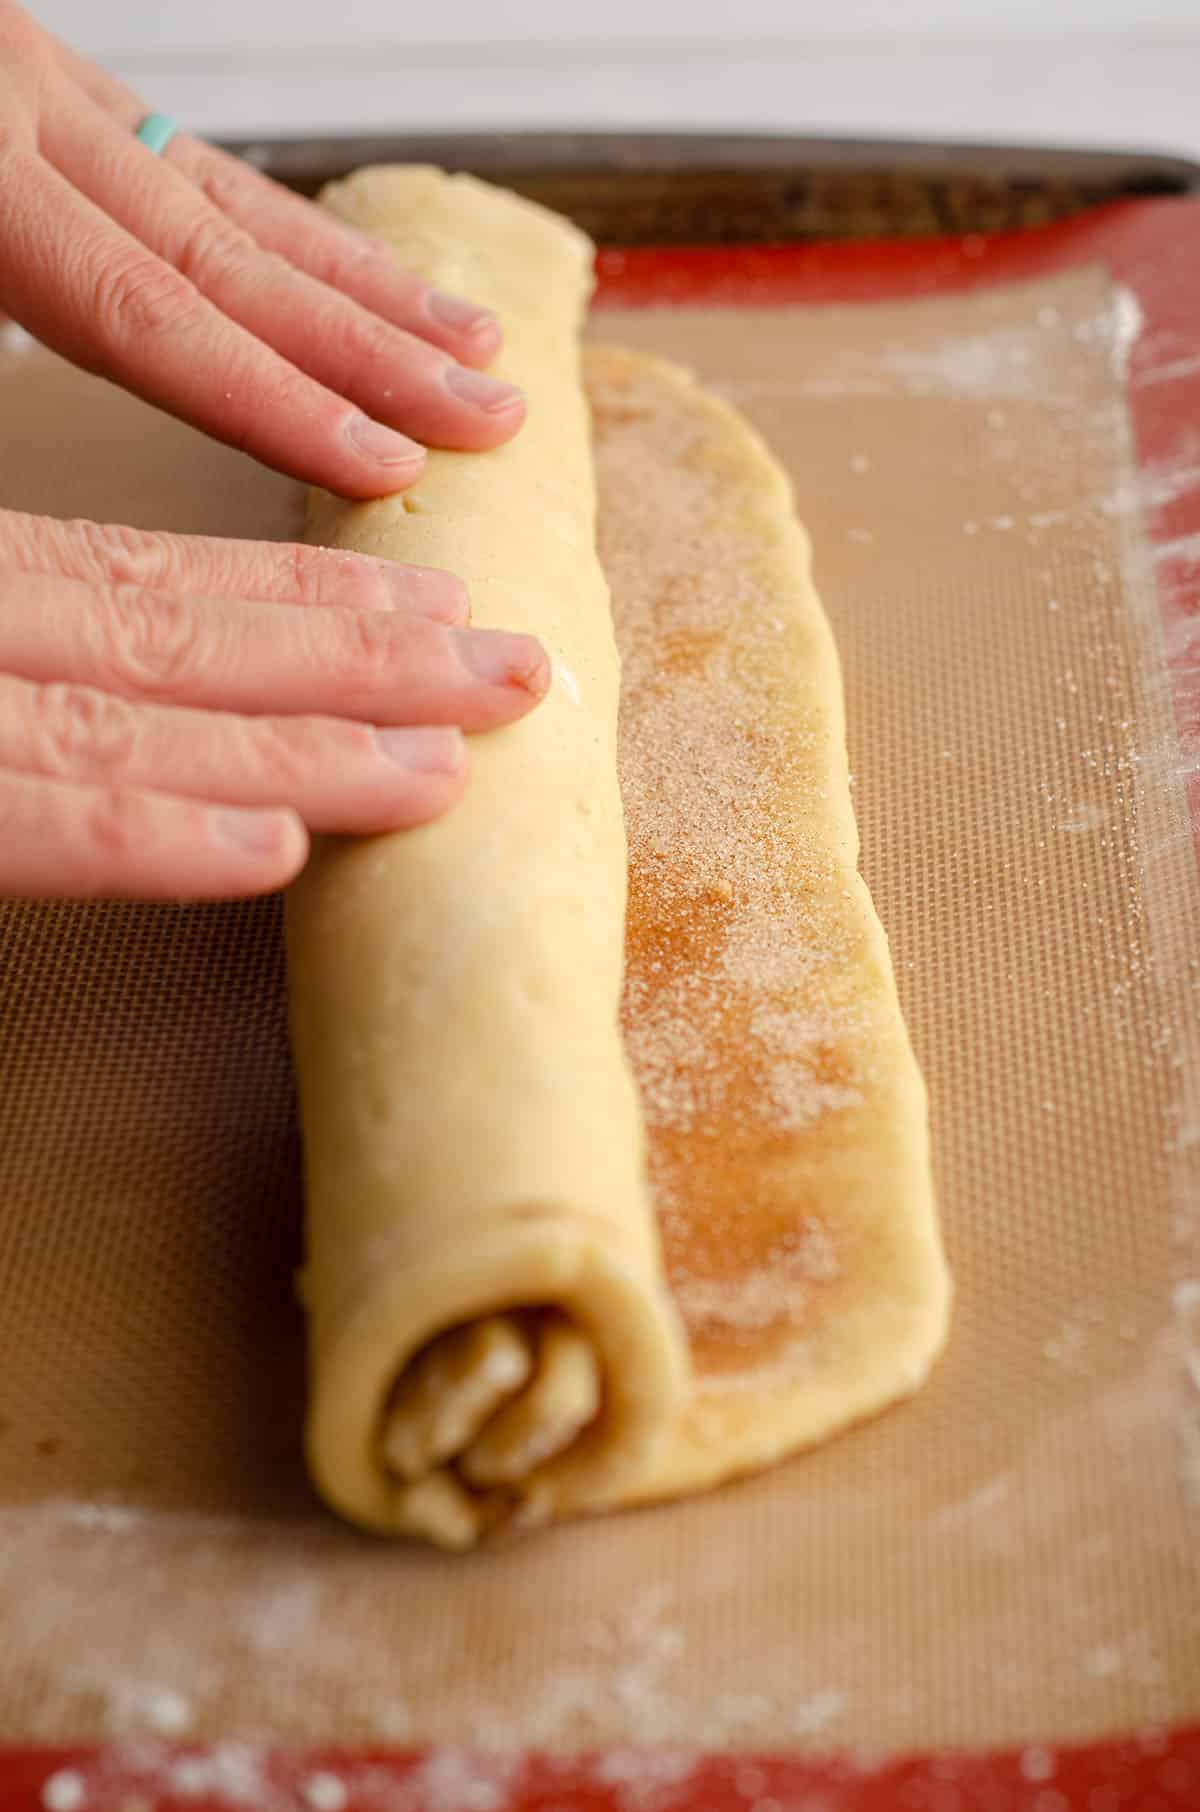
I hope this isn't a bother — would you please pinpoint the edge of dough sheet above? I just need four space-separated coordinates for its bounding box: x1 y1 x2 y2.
585 344 952 1509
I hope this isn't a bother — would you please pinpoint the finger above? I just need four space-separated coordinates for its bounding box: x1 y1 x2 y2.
0 676 468 834
0 768 306 902
0 572 550 728
0 2 51 120
0 511 469 623
43 26 142 112
0 147 425 499
40 99 524 450
45 45 503 369
172 139 503 369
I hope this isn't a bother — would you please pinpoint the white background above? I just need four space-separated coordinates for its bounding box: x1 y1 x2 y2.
29 1 1200 161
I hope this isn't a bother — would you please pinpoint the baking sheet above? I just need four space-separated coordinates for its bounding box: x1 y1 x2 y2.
221 128 1200 238
0 224 1198 1770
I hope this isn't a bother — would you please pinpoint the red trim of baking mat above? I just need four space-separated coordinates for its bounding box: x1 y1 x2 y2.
7 1727 1200 1810
4 194 1199 1811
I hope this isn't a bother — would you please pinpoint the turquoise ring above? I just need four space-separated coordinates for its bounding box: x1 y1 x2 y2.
134 113 179 156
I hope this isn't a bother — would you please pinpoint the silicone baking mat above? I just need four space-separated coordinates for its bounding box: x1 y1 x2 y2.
0 174 1198 1808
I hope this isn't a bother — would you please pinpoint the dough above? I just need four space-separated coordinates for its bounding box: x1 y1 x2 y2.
590 346 951 1499
287 168 950 1547
287 169 690 1545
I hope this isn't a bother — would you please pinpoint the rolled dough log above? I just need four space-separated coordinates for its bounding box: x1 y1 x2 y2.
286 168 690 1544
288 167 950 1548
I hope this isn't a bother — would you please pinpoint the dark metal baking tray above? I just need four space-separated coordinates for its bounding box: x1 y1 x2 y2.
217 129 1200 242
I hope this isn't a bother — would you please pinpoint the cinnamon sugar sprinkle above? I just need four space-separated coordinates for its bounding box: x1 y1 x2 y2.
591 354 873 1341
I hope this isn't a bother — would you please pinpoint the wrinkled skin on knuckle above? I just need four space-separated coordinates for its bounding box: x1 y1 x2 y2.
323 232 402 294
192 154 250 221
339 606 411 691
102 583 207 697
34 681 139 779
284 543 337 606
173 212 259 293
70 519 177 591
307 548 404 611
81 782 152 871
254 246 294 289
84 522 285 603
251 715 325 794
245 360 321 435
92 253 196 348
0 510 42 566
320 298 427 380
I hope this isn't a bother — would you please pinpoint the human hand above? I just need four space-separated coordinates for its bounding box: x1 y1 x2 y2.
0 512 549 900
0 1 525 498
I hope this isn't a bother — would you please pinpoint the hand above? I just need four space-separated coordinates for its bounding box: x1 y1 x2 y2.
0 512 550 901
0 1 525 498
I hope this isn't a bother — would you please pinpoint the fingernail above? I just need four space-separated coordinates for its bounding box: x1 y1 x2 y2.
444 366 524 414
347 414 425 467
215 807 293 855
453 627 548 690
376 725 466 774
428 290 497 337
388 565 470 623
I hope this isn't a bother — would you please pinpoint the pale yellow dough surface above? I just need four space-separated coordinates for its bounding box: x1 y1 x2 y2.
287 167 949 1547
287 168 690 1545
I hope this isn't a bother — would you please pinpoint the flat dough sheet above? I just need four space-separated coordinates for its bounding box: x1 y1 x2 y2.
290 169 949 1541
595 344 950 1496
